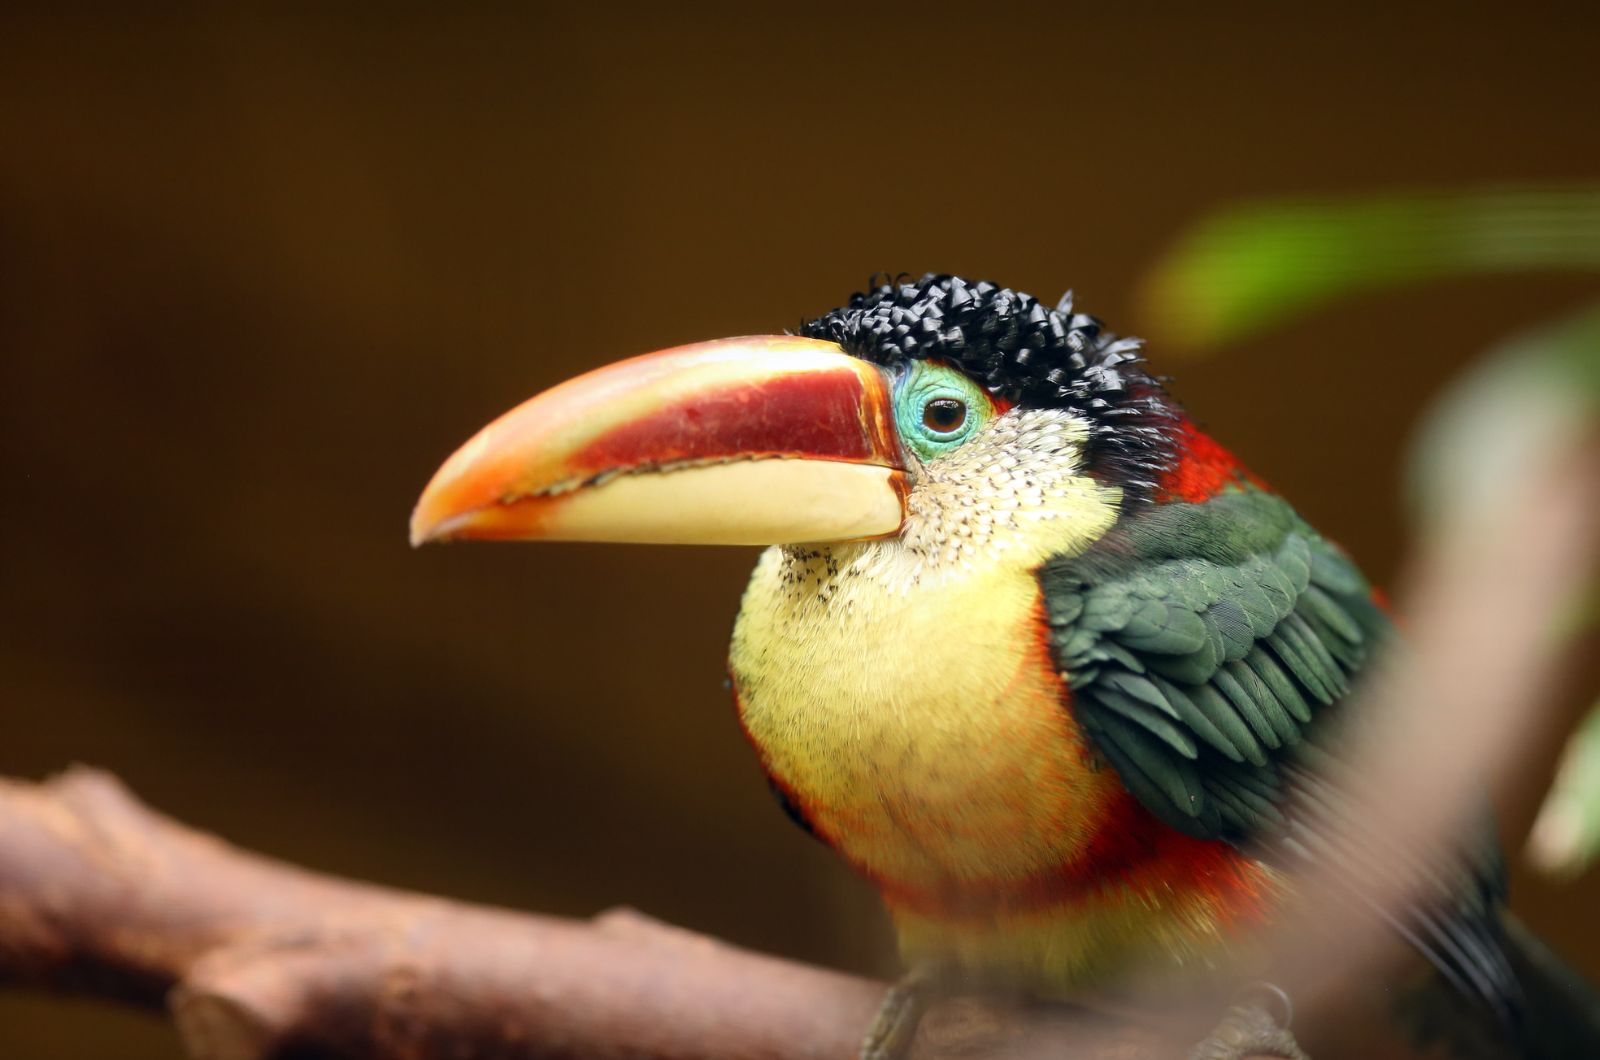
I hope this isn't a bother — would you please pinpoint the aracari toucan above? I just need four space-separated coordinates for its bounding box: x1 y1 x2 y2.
410 275 1589 1057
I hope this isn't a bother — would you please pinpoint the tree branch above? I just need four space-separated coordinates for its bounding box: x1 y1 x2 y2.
0 767 1164 1059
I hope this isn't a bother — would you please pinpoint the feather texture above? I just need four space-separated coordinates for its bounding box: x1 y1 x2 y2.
1039 484 1518 1023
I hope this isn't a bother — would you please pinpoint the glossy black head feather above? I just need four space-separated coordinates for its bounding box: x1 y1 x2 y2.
797 274 1180 497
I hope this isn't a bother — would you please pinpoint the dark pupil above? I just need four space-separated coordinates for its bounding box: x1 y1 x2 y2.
923 398 967 433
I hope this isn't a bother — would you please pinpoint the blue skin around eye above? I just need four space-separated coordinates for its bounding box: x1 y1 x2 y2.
893 361 993 465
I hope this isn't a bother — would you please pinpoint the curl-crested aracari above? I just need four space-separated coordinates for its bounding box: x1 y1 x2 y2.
411 275 1592 1057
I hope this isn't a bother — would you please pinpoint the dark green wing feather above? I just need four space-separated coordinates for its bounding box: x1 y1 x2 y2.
1042 488 1365 840
1039 486 1518 1024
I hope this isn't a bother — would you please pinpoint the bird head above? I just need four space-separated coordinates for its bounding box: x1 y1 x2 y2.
411 275 1180 567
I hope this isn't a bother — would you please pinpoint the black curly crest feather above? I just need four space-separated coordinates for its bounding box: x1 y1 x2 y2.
797 273 1181 497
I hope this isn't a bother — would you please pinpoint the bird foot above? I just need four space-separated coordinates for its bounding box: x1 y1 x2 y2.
1187 982 1308 1060
859 965 938 1060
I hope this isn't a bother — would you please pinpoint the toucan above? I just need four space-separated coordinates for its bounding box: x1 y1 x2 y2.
411 274 1594 1058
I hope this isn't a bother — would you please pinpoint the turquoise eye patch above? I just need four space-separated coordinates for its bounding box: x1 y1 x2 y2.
893 361 995 464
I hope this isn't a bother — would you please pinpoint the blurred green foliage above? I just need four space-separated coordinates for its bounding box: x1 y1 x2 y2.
1530 700 1600 878
1407 302 1599 532
1141 188 1600 351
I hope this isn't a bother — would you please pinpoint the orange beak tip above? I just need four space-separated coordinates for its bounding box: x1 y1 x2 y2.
408 511 451 548
408 337 906 547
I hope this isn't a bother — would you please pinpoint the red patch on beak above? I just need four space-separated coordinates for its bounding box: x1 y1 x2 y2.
572 365 897 477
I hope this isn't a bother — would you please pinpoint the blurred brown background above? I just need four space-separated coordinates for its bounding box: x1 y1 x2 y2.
2 7 1597 1057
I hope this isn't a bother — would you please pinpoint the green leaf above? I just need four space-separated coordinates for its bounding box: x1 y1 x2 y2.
1407 303 1600 533
1527 699 1600 879
1140 188 1600 350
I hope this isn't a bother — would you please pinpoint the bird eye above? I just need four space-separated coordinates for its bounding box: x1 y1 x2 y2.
922 398 967 434
896 362 990 463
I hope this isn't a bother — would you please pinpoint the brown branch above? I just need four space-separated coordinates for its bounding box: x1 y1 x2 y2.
0 768 1164 1060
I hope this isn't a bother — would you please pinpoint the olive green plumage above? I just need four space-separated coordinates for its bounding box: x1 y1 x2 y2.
1041 488 1381 842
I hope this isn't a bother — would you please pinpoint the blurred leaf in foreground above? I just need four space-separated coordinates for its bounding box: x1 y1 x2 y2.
1406 301 1600 533
1407 303 1599 877
1404 301 1598 877
1529 699 1600 878
1140 188 1600 351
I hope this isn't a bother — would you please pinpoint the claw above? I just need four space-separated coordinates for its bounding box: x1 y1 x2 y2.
1187 981 1308 1060
860 966 941 1060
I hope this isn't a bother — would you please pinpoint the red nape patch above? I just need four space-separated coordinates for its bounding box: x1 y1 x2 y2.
1155 420 1265 504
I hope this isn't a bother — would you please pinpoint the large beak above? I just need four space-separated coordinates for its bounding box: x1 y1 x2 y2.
410 336 906 547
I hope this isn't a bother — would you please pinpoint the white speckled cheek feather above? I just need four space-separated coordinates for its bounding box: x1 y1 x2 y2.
899 408 1124 570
